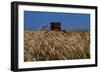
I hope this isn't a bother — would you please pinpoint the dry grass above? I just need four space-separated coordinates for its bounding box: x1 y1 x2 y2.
24 30 90 61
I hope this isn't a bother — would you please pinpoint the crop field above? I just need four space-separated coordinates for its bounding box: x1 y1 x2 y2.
24 31 90 61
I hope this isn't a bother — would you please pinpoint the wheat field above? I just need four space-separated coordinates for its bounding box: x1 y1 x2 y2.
24 30 90 61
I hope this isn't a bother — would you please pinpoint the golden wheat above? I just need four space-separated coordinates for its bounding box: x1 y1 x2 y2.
24 31 90 61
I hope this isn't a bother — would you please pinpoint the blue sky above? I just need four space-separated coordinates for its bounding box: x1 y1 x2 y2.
24 11 90 31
